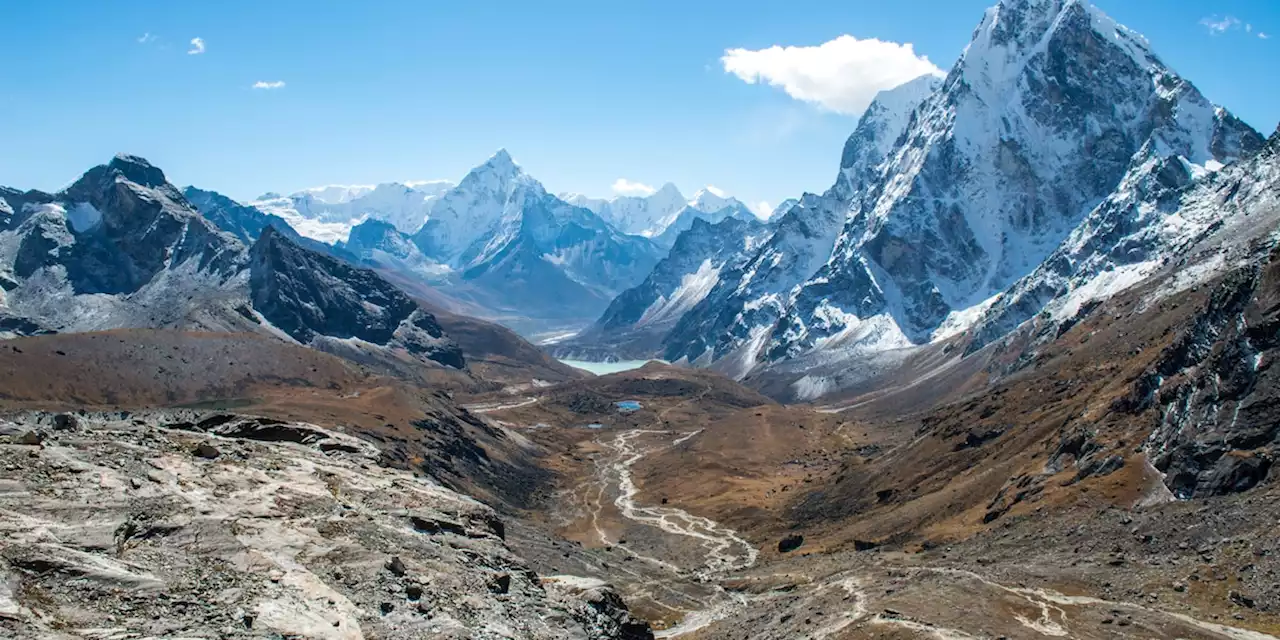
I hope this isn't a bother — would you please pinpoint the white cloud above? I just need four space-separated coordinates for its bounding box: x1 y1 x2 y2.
750 201 773 219
1261 32 1271 40
721 35 943 116
252 80 286 90
611 178 656 197
188 37 206 55
1200 15 1242 35
137 33 157 44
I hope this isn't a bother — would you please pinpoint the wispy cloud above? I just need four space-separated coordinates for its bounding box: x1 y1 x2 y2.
1201 15 1242 35
137 32 157 44
187 37 206 55
722 35 942 116
610 178 656 197
1201 15 1242 34
252 80 286 90
1200 15 1270 39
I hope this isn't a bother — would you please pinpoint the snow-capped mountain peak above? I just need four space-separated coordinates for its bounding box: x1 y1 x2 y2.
688 187 739 213
653 182 681 198
249 177 457 243
478 148 521 178
410 150 545 266
561 182 751 238
770 199 799 219
295 184 376 205
760 0 1259 364
598 0 1267 400
573 183 688 236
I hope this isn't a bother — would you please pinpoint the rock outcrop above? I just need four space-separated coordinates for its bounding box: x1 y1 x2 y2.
0 411 652 639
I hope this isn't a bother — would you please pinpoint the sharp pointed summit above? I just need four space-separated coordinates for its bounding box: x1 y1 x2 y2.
583 0 1269 401
482 148 519 175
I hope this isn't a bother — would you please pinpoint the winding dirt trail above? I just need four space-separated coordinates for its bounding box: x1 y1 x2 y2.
462 396 539 414
600 428 759 576
584 386 757 578
552 386 1280 639
801 566 1280 640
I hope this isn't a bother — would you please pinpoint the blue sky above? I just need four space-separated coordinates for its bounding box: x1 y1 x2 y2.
1 0 1276 215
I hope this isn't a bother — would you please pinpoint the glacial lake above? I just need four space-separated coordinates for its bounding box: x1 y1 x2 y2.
558 359 663 375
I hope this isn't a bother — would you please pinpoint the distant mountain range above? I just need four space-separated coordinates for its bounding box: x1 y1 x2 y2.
163 152 758 336
0 154 580 387
5 0 1277 409
561 184 759 245
253 180 455 243
241 162 758 251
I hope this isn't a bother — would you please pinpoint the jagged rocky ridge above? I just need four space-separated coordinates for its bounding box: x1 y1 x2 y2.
183 186 364 264
583 0 1269 400
1110 135 1280 499
648 75 942 378
0 155 464 370
648 200 758 250
766 0 1263 363
250 226 465 368
555 216 770 360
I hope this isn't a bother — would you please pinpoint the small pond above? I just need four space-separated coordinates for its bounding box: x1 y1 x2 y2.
558 359 665 375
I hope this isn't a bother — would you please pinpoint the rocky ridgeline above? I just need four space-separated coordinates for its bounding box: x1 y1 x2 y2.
0 154 465 371
0 411 652 639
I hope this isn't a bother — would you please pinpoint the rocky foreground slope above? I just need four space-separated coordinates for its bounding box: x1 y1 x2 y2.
0 411 653 639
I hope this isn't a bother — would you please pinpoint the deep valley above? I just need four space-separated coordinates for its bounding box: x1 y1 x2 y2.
3 0 1280 638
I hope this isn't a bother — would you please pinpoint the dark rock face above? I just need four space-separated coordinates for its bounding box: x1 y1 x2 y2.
1136 250 1280 498
250 226 413 344
0 155 481 373
191 442 221 459
578 585 656 640
0 187 55 231
0 154 255 337
248 227 464 368
5 156 244 297
54 155 245 295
